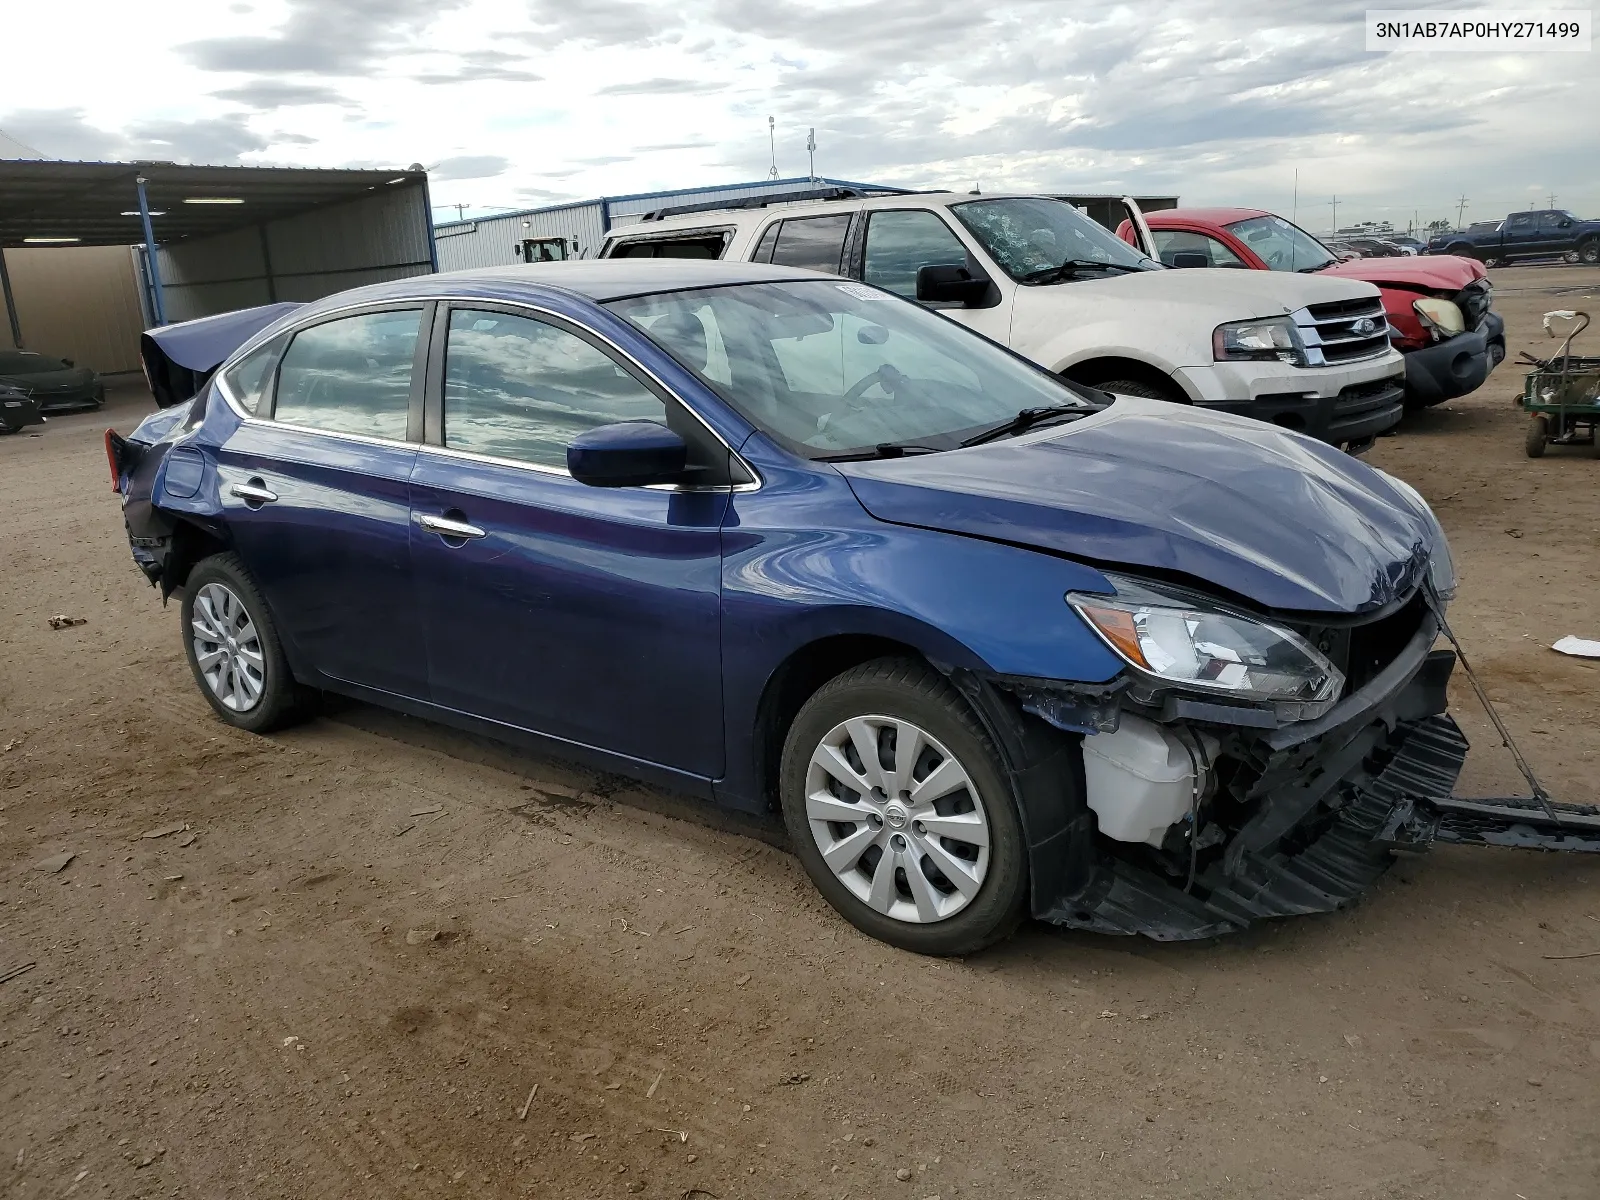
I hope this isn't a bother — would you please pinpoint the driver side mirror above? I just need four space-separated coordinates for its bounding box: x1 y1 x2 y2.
916 264 990 306
568 420 687 488
1169 252 1211 269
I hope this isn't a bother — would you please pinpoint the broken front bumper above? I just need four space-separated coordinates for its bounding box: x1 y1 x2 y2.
1032 622 1598 941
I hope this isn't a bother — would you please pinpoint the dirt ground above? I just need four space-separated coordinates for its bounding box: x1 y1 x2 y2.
3 265 1599 1200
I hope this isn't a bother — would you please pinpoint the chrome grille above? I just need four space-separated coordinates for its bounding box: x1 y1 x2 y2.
1293 296 1391 366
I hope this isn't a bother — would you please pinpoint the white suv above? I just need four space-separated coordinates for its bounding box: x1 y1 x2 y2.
599 193 1407 449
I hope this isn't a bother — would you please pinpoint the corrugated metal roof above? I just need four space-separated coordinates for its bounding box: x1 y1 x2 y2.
0 160 428 248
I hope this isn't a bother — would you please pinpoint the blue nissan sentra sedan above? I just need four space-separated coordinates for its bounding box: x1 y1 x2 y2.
107 260 1581 955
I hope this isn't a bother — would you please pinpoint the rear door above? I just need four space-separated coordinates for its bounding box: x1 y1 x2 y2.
216 304 429 698
1535 211 1569 255
408 303 729 777
1501 212 1538 257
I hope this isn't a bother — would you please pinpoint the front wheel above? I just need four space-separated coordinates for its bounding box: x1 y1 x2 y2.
181 553 312 733
1087 378 1183 403
1578 240 1600 266
779 658 1028 955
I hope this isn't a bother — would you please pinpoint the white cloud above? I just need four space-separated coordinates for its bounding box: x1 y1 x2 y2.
0 0 1594 227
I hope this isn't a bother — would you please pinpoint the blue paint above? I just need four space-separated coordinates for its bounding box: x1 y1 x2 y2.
119 260 1440 818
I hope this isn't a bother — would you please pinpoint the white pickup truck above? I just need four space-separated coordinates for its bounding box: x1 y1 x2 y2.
598 191 1408 449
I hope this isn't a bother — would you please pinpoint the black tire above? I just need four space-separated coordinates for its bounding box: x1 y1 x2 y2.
1579 239 1600 267
180 553 313 733
778 657 1028 956
1091 378 1183 403
1525 414 1549 459
1482 256 1503 269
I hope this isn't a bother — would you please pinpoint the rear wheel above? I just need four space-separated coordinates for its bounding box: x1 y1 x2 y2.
181 553 312 733
1525 414 1549 458
779 658 1027 956
1482 256 1503 269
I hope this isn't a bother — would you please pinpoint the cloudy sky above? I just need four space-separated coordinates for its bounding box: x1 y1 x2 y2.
1 0 1595 231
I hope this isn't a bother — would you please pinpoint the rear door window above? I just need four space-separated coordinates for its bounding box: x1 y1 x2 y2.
271 309 422 439
220 332 289 415
608 232 729 259
862 210 971 298
768 215 853 274
750 222 781 263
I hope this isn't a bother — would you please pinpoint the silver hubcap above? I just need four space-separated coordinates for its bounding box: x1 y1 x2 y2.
805 715 990 924
191 582 265 712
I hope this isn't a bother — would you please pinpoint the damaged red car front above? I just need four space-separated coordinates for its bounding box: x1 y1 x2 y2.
1121 209 1507 410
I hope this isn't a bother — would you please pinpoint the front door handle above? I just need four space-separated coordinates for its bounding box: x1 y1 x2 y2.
419 513 487 540
230 480 278 505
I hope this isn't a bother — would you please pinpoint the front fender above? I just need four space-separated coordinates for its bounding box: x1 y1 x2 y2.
715 452 1124 806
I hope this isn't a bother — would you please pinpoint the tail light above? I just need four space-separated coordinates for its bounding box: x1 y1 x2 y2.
104 428 125 492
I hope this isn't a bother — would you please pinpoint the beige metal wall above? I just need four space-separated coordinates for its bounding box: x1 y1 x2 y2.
0 245 145 373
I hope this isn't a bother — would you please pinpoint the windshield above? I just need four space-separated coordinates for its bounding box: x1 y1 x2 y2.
950 197 1157 280
0 351 67 373
1224 214 1335 272
606 280 1092 458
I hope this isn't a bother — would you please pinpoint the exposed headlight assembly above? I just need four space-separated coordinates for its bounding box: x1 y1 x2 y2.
1212 316 1307 366
1068 578 1344 718
1413 297 1465 339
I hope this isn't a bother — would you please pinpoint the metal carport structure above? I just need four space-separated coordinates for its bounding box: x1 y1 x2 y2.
0 160 437 345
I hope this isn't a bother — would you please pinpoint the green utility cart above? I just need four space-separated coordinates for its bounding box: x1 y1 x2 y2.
1519 310 1600 458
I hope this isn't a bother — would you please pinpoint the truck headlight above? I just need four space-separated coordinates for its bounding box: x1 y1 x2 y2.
1212 317 1307 366
1068 578 1344 710
1413 297 1465 339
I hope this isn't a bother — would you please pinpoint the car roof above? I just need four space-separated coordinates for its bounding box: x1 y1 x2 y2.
1146 207 1270 226
288 259 839 319
604 191 1044 236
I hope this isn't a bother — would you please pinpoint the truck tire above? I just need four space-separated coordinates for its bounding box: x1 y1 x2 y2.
1579 239 1600 266
1444 242 1474 258
1090 378 1184 403
1481 256 1503 269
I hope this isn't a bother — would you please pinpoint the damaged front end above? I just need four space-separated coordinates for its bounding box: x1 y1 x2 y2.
958 582 1597 943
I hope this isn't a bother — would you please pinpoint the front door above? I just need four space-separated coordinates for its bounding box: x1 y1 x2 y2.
217 304 429 698
409 304 728 778
856 208 1015 343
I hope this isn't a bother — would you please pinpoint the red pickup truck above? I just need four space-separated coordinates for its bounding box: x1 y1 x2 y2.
1119 208 1505 408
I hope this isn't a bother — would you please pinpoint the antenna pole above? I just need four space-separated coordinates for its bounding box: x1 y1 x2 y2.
1329 194 1337 235
1455 193 1469 228
767 116 778 181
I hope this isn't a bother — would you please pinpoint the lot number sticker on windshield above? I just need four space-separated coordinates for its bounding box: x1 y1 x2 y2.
835 283 882 301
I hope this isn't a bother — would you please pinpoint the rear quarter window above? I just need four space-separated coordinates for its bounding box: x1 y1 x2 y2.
607 232 729 260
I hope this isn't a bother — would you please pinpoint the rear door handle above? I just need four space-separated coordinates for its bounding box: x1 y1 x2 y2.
419 513 487 540
229 481 278 504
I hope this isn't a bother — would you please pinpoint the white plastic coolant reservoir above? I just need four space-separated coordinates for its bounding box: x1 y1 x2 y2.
1081 715 1208 847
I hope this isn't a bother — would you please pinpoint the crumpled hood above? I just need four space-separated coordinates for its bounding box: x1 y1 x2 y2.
836 397 1435 615
1321 254 1485 291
